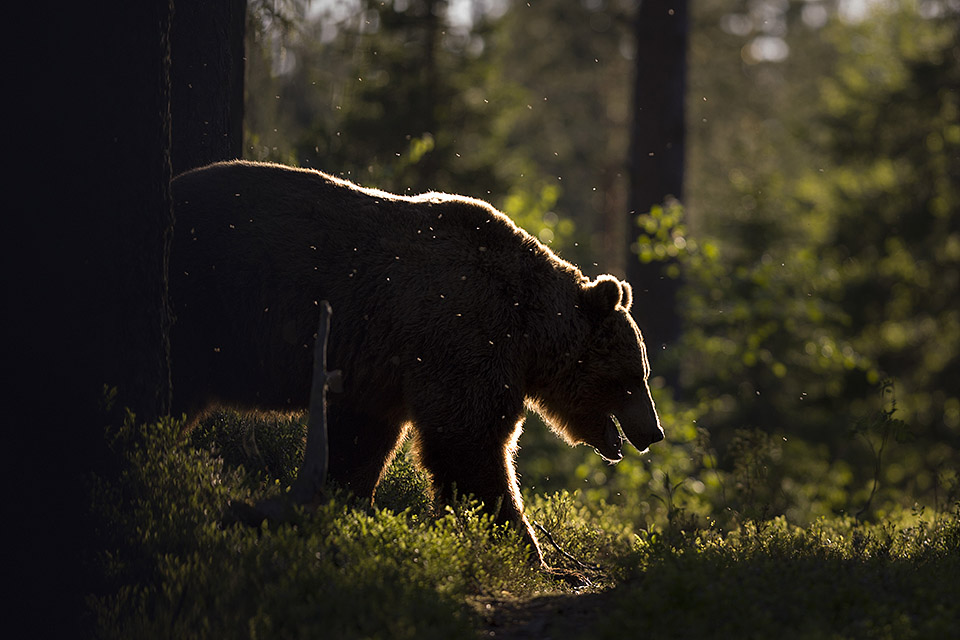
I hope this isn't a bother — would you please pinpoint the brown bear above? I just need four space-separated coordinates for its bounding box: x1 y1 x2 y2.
170 160 663 568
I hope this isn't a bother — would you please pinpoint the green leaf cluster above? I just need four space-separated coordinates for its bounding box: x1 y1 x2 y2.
244 0 575 248
628 1 960 522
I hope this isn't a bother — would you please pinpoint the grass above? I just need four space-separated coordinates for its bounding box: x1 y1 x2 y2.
85 411 959 639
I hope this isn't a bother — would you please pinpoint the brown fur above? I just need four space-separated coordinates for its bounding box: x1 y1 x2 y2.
170 160 663 565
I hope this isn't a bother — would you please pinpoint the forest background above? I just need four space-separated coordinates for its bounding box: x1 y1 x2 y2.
9 0 957 636
242 0 959 525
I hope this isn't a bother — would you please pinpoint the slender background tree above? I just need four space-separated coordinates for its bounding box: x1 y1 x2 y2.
627 0 688 356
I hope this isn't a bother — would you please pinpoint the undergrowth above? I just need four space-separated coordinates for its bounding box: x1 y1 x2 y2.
86 413 549 639
85 410 959 638
597 510 960 640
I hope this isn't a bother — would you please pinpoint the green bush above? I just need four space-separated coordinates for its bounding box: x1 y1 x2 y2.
86 408 958 638
86 412 554 638
593 510 960 640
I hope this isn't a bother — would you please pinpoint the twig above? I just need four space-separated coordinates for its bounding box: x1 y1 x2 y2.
533 520 602 572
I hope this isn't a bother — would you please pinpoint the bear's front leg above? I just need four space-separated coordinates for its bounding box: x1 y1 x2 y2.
415 424 589 585
411 416 553 568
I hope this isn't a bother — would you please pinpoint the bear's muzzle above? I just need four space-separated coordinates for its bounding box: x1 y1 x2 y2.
611 385 664 457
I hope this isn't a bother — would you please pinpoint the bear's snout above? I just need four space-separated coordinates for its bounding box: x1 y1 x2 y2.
597 414 625 462
614 386 664 454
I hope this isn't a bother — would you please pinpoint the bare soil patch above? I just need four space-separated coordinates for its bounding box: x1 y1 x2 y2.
471 590 617 639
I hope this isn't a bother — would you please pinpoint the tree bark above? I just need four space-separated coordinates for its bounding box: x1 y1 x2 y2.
9 0 175 632
171 0 247 174
626 0 688 353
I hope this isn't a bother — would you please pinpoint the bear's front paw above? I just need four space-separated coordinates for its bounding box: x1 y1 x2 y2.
541 563 593 588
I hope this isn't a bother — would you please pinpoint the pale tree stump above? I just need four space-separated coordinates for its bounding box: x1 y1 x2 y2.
291 300 342 503
228 300 341 525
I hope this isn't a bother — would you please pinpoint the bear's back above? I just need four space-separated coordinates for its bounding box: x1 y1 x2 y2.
169 161 577 418
171 161 561 294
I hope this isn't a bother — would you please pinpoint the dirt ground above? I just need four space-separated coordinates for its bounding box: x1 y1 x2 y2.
470 590 617 639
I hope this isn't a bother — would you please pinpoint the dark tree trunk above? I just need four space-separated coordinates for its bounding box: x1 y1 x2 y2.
171 0 247 174
626 0 688 355
9 0 175 633
414 0 446 190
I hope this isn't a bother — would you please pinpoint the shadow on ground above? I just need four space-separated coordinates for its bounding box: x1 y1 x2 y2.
471 590 616 639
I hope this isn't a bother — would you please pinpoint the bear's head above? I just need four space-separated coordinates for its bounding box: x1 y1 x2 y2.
531 275 664 462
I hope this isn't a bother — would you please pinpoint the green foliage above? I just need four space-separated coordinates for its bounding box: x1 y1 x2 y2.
87 411 958 637
119 1 960 634
500 179 576 249
594 511 960 640
851 380 916 519
372 446 435 518
622 1 960 526
87 412 556 638
809 4 960 436
633 198 698 279
243 0 578 249
90 412 246 591
525 490 633 584
494 0 636 268
189 410 307 486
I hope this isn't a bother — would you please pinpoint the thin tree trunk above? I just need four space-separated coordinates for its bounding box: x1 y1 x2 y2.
417 0 446 189
626 0 688 354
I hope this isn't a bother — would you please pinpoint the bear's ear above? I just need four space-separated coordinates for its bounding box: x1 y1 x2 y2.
583 275 623 316
620 280 633 311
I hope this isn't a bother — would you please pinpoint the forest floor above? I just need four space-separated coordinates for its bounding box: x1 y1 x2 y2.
91 414 958 639
471 590 613 639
